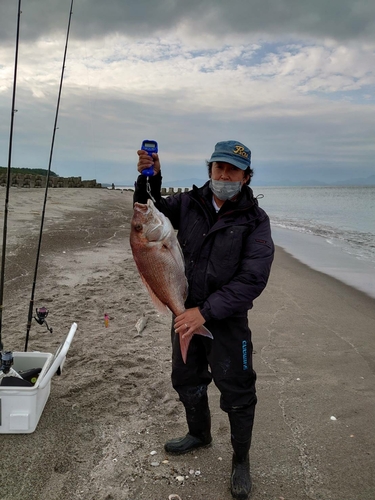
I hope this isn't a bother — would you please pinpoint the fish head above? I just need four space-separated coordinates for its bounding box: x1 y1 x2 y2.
131 199 172 245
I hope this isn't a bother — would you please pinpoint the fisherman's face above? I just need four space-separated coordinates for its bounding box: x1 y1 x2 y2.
211 162 249 185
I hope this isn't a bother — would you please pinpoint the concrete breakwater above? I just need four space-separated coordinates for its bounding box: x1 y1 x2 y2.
119 187 190 194
161 187 190 194
0 173 101 188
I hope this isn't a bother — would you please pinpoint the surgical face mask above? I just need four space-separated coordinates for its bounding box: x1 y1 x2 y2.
209 179 242 201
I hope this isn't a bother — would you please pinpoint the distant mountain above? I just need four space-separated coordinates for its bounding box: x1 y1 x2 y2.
109 178 206 188
162 175 375 188
334 174 375 186
252 174 375 187
162 178 206 188
113 174 375 188
252 179 327 187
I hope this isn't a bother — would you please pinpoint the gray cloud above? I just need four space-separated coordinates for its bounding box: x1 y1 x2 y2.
2 83 373 186
1 0 374 187
1 0 375 43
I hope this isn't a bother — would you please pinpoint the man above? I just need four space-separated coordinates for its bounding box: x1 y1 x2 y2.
134 140 274 499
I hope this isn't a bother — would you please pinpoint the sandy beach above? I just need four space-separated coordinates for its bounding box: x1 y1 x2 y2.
0 187 374 500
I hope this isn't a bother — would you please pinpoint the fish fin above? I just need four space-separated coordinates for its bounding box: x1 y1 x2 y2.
194 325 214 339
139 273 170 314
179 332 192 364
179 326 214 364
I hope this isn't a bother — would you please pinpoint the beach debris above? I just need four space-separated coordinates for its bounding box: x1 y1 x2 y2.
150 450 157 455
135 315 148 334
330 415 337 420
104 313 109 328
130 199 213 362
162 459 169 464
188 468 201 476
168 495 182 500
175 475 184 482
151 461 160 467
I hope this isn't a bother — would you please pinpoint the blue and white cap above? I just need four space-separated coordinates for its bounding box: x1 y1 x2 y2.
209 140 251 170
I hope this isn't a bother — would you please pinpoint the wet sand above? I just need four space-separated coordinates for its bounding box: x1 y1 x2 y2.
0 187 374 500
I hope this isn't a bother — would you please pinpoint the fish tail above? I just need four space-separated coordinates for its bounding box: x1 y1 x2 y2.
179 326 214 364
179 333 191 364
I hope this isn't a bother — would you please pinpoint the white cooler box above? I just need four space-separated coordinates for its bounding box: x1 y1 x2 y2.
0 322 77 434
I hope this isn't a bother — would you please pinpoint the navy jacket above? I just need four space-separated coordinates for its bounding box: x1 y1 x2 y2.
134 173 274 322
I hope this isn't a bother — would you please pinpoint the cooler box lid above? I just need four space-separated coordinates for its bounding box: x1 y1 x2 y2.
37 322 77 390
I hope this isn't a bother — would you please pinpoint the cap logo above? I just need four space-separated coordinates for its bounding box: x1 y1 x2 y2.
233 145 249 158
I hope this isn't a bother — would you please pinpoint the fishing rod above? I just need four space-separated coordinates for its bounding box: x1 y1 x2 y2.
0 0 22 352
24 0 74 351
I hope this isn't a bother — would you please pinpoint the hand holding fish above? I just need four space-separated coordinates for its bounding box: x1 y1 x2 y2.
137 150 161 175
174 307 206 339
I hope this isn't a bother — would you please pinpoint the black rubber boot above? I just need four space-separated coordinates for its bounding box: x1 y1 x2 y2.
230 450 251 499
228 406 255 499
164 432 212 454
164 390 212 455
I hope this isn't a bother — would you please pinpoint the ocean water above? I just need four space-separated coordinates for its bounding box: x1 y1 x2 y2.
254 186 375 299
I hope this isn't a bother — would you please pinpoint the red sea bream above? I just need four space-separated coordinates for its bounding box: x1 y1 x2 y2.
130 199 213 362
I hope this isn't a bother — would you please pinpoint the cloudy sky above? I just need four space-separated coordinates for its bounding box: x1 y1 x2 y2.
1 0 374 186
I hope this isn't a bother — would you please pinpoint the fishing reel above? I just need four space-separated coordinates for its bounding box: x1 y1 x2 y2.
0 351 14 374
34 306 53 333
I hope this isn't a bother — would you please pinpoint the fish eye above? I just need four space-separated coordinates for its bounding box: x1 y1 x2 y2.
134 223 143 231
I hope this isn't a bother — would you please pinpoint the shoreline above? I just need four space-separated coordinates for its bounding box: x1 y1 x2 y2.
0 188 374 499
272 243 375 307
272 226 375 300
